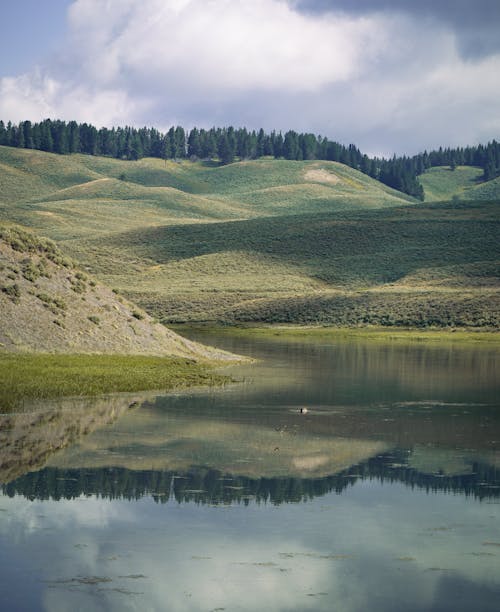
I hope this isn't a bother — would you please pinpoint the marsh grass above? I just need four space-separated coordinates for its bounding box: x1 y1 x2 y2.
0 353 229 412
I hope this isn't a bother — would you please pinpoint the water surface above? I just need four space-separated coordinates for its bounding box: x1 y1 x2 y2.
1 332 499 611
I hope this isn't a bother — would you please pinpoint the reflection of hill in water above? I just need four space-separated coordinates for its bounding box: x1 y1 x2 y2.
201 333 500 405
4 450 499 505
0 393 157 484
0 397 130 482
2 390 499 488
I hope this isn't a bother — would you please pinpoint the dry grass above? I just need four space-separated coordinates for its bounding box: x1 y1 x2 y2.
0 223 239 359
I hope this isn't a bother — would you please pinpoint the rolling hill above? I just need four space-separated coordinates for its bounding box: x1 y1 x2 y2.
1 145 499 329
418 165 500 202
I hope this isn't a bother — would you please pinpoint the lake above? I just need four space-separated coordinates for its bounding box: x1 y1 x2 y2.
1 331 499 611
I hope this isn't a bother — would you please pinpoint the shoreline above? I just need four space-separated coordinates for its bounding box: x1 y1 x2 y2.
170 323 500 345
0 353 232 413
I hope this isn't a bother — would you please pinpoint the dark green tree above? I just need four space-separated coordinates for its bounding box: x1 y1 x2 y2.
218 131 235 164
283 130 299 160
187 127 202 158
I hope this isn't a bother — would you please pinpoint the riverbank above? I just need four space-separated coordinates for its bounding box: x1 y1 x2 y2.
0 353 231 412
171 324 500 346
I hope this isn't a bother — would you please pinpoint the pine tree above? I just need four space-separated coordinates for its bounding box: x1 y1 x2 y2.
68 121 80 153
53 120 68 154
283 131 299 160
256 128 266 157
15 123 25 148
218 132 235 164
22 121 34 149
187 128 201 158
39 120 54 152
166 127 176 158
272 132 283 158
174 126 186 158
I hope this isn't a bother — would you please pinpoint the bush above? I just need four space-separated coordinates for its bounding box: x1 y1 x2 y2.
70 278 86 294
2 283 21 303
36 293 66 314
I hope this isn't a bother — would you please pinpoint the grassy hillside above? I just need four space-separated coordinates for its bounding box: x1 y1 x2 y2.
0 223 235 357
419 165 500 202
1 146 499 329
100 201 499 327
419 166 483 201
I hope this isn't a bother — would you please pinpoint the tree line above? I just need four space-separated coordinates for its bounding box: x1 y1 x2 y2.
3 452 498 504
1 118 499 200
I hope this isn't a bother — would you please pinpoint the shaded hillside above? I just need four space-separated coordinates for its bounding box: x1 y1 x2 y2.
0 224 233 357
100 201 500 326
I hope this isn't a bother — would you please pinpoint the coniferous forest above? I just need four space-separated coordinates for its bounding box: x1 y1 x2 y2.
1 118 500 200
4 453 499 505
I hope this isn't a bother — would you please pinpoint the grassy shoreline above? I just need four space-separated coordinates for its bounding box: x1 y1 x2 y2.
171 323 500 345
0 353 230 412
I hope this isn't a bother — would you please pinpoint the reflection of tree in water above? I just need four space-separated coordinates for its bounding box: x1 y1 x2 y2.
3 450 500 504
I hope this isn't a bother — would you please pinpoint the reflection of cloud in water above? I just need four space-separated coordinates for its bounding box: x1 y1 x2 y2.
1 479 499 612
1 496 132 534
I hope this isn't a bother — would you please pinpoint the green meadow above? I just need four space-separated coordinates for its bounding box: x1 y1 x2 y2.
1 145 499 329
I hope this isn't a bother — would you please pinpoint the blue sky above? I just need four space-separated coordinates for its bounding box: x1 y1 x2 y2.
0 0 499 156
0 1 73 75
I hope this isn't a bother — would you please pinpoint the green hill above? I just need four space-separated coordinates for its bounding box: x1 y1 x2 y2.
419 165 500 202
96 201 498 327
1 146 499 329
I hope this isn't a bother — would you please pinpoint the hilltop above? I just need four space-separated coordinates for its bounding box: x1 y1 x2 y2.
0 145 499 329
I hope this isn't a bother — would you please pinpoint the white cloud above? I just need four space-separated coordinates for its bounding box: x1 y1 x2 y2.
0 71 142 127
65 0 383 92
0 0 499 154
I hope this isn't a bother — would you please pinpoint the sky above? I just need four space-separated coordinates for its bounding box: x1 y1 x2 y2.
0 0 499 156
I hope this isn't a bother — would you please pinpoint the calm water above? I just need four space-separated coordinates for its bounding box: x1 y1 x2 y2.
1 332 499 611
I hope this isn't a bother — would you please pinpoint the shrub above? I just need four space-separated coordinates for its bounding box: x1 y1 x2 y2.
2 283 21 303
71 278 86 294
52 297 67 311
22 260 40 282
36 293 66 314
88 315 100 325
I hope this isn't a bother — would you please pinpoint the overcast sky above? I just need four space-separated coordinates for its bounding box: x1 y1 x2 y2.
0 0 499 156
